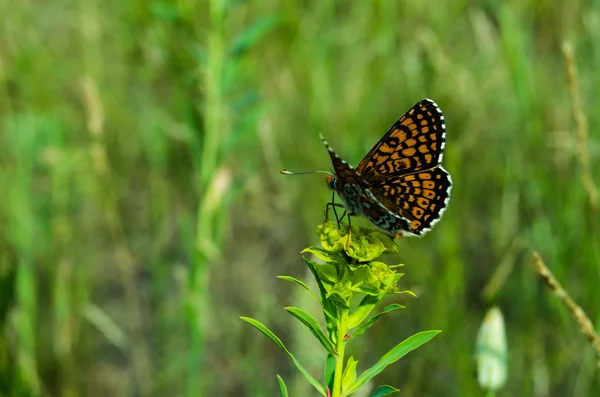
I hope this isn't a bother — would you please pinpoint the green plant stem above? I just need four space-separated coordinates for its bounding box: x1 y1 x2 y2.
188 0 226 395
486 391 496 397
332 308 349 397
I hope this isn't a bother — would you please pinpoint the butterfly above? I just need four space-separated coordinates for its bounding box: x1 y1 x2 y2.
282 99 452 238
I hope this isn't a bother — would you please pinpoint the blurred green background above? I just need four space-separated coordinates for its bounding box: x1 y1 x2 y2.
1 0 599 396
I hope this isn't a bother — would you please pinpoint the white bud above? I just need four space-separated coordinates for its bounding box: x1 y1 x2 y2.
476 307 507 392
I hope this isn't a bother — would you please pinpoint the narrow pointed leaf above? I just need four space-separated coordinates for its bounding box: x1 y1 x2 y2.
347 295 382 329
285 307 336 355
304 258 338 338
350 304 405 340
391 289 417 297
370 385 400 396
346 330 440 394
324 353 336 391
278 276 319 302
230 14 279 57
302 246 346 264
277 375 289 397
240 317 326 395
342 357 358 392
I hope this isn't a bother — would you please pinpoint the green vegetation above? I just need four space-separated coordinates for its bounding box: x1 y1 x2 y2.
1 0 599 396
243 222 436 396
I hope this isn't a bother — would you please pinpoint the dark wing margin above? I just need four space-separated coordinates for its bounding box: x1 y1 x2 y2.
356 99 446 179
369 166 452 236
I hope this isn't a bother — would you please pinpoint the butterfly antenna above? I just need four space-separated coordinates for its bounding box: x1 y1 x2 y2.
280 169 334 176
280 133 337 177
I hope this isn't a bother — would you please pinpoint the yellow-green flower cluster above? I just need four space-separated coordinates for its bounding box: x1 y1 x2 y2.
302 221 414 307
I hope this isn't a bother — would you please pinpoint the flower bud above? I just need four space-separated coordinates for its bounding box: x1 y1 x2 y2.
476 307 507 392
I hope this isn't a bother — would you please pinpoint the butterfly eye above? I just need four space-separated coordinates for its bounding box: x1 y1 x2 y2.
326 175 337 190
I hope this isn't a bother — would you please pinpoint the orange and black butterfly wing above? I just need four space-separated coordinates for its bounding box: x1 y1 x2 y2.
369 167 452 236
359 192 411 235
356 99 446 179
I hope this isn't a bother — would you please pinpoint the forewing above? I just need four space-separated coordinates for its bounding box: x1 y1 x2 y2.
356 99 446 178
369 167 452 236
320 134 368 186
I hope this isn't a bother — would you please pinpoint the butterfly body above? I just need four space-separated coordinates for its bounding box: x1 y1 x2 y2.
325 169 411 235
322 99 452 237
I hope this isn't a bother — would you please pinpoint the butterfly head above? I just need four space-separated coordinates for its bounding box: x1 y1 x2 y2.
325 174 338 191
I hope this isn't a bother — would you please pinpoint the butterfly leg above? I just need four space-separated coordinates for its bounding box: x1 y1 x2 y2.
324 201 346 228
328 191 338 224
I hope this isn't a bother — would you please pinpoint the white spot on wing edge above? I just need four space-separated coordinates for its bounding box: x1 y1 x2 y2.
320 133 357 169
424 166 452 229
402 165 452 237
421 97 447 140
319 133 335 153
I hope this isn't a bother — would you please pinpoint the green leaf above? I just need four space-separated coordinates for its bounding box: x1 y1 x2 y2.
285 307 336 355
370 232 399 254
312 262 342 285
324 353 336 391
326 290 351 309
304 258 338 339
391 289 417 297
150 2 180 21
277 276 319 302
342 357 358 392
370 385 400 396
350 304 405 340
346 330 440 394
230 14 279 57
240 317 326 395
355 285 381 296
231 91 260 113
302 246 346 264
347 295 383 329
277 375 289 397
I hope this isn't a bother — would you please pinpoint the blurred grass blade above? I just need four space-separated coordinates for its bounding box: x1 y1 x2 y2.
230 14 279 57
82 302 129 350
350 304 405 340
277 276 319 302
346 331 440 394
14 260 40 394
240 317 326 395
370 385 400 396
277 375 289 397
285 307 336 355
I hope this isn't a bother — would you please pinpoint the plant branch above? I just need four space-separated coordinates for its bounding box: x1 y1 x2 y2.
532 250 600 367
562 41 598 215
